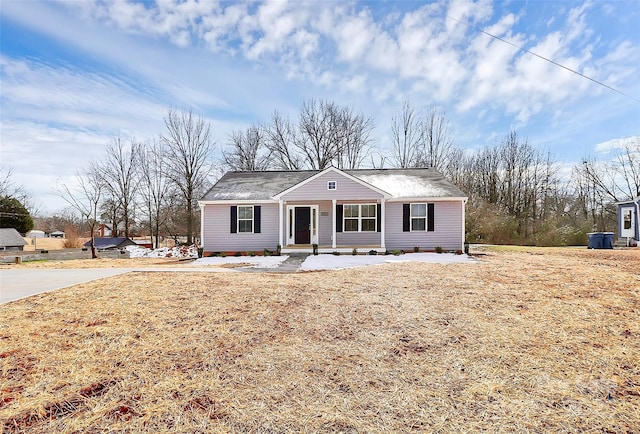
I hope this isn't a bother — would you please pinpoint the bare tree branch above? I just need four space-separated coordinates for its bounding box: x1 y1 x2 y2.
161 108 215 244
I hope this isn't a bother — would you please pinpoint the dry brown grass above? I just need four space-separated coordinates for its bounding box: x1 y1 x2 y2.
0 257 196 269
21 238 67 252
1 248 639 433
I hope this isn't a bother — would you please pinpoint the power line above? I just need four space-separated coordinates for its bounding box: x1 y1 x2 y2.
447 15 640 104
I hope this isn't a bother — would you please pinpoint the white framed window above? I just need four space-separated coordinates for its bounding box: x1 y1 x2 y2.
344 204 359 232
343 204 376 232
327 180 337 190
238 205 254 233
410 203 427 231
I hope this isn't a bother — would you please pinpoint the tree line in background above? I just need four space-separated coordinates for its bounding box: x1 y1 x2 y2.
2 100 638 253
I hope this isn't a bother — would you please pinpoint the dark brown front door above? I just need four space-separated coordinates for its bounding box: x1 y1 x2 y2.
295 207 311 244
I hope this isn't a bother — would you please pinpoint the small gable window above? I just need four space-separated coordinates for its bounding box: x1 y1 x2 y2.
327 181 337 190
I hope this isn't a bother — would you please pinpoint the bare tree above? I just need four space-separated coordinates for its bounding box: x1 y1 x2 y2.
581 139 640 202
0 166 25 200
99 137 140 238
222 125 272 171
58 164 105 258
0 165 40 215
417 106 456 172
264 111 302 170
161 108 215 244
391 100 422 168
390 101 457 171
334 106 373 170
139 140 173 248
574 139 640 231
296 99 343 170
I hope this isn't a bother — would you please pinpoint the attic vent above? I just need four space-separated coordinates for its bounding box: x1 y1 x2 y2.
327 181 337 190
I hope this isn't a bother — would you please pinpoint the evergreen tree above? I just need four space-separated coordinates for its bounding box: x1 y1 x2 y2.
0 196 34 234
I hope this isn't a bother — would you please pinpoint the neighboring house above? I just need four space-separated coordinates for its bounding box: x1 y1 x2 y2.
96 224 125 238
50 230 66 239
85 237 137 250
198 167 468 254
0 228 28 251
26 229 46 238
617 196 639 246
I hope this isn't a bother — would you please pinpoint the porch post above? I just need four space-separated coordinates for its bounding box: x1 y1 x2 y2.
278 199 284 248
380 198 386 250
462 199 467 251
199 203 205 249
332 199 337 249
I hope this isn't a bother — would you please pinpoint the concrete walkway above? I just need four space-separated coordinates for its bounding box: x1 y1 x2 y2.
0 267 236 304
240 254 309 273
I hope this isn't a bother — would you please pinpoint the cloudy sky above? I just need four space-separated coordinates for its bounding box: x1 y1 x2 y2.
1 0 639 214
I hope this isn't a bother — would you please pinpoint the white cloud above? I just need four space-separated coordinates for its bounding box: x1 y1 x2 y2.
2 0 639 212
594 136 640 154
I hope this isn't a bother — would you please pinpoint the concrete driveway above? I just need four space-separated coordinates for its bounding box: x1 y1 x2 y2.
0 269 133 304
0 267 237 304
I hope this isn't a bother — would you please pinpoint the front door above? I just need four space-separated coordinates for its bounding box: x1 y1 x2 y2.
621 208 635 238
295 207 311 244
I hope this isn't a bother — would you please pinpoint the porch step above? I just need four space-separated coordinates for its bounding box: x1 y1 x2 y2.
615 238 637 247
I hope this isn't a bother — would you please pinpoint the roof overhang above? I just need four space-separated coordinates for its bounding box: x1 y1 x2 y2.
386 196 469 202
616 196 640 205
199 199 276 206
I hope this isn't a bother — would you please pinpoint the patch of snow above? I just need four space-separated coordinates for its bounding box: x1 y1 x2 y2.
358 174 448 198
191 255 289 268
299 252 475 271
125 245 199 259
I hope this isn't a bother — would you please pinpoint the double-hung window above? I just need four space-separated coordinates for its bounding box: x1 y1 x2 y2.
410 203 427 231
238 205 254 233
343 204 376 232
343 205 359 232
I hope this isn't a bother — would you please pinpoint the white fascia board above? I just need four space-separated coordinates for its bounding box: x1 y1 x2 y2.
385 196 468 202
616 197 640 205
198 199 276 206
272 167 392 200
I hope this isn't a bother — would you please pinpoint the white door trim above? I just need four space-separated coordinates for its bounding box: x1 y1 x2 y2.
286 205 319 245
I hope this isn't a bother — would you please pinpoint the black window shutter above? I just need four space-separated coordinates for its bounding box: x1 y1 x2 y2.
336 205 343 233
254 206 261 233
230 206 237 233
377 204 381 232
403 204 410 232
427 203 435 232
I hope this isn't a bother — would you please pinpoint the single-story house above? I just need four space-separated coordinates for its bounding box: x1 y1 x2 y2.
95 224 125 238
50 230 66 239
0 228 28 251
198 167 468 254
85 237 137 251
26 229 46 238
617 196 639 246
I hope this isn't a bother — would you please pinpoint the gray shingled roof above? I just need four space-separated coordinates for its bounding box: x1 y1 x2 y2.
201 168 466 201
0 228 27 248
84 237 137 250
